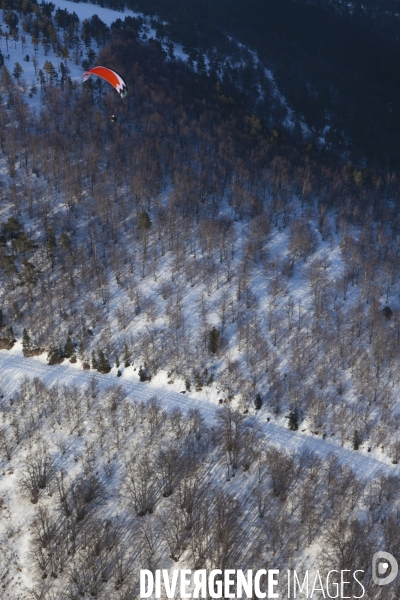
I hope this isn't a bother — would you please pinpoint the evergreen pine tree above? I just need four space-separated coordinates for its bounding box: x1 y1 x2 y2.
97 349 111 374
22 328 31 356
58 232 71 252
3 326 14 349
167 41 174 59
138 210 151 230
115 354 120 368
46 227 56 255
48 346 62 365
123 343 130 368
208 327 219 354
254 393 263 410
0 309 3 328
288 409 299 431
91 350 98 370
2 65 12 90
6 326 14 344
138 365 149 382
382 306 393 319
353 429 361 450
194 371 203 391
64 332 74 358
38 68 45 91
197 53 206 74
12 61 23 81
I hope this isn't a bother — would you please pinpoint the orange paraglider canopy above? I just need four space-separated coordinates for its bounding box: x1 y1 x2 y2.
82 66 128 98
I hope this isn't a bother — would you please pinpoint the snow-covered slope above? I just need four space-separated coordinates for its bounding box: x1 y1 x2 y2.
0 2 399 597
1 345 395 474
0 344 396 598
1 0 303 134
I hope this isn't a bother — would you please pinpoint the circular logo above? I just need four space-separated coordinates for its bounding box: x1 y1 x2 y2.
372 552 398 586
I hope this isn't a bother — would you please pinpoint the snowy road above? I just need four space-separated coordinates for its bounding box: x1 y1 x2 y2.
0 348 396 480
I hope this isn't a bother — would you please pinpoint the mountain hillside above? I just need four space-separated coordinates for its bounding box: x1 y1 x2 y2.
0 0 400 598
121 0 400 168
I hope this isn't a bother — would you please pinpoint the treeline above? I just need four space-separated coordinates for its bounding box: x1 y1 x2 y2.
1 377 399 598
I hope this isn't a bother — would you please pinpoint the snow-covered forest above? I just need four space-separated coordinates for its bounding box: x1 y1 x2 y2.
1 0 400 598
